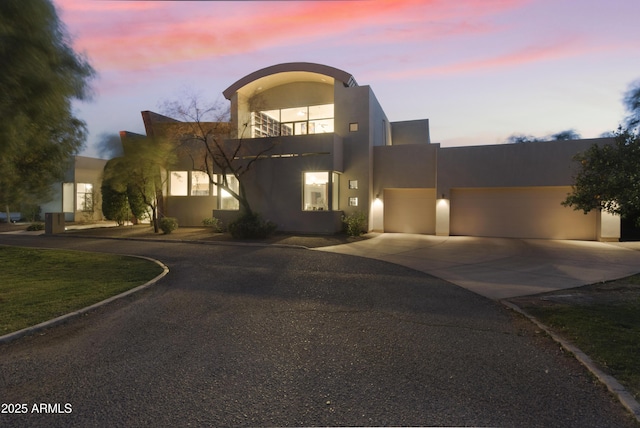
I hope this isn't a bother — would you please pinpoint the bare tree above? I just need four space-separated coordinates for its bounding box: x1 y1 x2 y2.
160 92 276 216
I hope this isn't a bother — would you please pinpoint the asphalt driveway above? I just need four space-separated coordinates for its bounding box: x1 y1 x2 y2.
0 234 637 427
317 233 640 299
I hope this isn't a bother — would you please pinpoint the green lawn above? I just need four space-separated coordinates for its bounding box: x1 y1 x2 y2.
0 246 165 335
523 294 640 401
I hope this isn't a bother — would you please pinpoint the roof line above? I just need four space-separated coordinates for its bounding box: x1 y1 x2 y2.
222 62 357 99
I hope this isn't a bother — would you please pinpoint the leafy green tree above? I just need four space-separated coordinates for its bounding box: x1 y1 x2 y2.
563 128 640 224
623 79 640 132
101 182 129 226
505 129 581 144
103 136 176 233
0 0 94 220
550 129 581 140
505 134 541 144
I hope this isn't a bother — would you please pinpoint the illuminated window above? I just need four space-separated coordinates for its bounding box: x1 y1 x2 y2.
76 183 93 211
349 197 358 207
303 171 339 211
349 123 358 132
218 174 239 210
252 104 334 137
170 171 188 196
63 183 74 212
191 171 210 196
348 180 358 190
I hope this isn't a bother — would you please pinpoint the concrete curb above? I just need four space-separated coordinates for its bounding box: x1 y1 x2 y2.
502 300 640 423
0 254 169 345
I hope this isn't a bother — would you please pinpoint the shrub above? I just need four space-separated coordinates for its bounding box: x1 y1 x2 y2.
342 211 368 237
228 212 277 239
101 184 129 226
159 217 178 234
20 203 41 222
27 222 45 231
202 217 223 232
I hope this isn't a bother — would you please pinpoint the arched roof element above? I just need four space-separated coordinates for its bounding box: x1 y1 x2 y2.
223 62 357 100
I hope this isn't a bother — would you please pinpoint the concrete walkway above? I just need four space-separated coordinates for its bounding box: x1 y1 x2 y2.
316 233 640 299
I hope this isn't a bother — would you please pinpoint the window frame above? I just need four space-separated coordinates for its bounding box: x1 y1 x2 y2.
76 183 94 212
302 171 340 212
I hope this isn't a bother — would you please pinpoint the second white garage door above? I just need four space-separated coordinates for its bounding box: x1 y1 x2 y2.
450 186 597 240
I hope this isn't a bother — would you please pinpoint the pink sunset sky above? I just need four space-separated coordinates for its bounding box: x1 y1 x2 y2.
53 0 640 157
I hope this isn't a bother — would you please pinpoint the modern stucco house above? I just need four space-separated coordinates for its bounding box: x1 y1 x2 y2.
41 155 107 223
122 62 619 241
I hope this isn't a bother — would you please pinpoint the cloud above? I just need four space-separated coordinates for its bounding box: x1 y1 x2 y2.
54 0 528 72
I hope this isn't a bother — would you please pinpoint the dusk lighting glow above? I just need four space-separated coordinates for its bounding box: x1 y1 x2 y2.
52 0 640 157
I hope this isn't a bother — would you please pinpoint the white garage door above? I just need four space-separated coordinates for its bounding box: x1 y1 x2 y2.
450 187 597 240
384 188 436 233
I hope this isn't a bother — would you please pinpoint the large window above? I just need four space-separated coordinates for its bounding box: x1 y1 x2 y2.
76 183 94 212
170 170 213 196
191 171 210 196
252 104 334 138
303 171 339 211
170 171 189 196
215 174 239 210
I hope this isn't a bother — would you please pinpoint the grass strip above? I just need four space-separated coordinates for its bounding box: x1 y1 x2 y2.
524 299 640 401
0 246 164 335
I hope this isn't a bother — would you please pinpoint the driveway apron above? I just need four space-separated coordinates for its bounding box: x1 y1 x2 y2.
317 233 640 299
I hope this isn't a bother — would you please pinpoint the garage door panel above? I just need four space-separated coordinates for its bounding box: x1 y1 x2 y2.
384 188 435 234
450 187 596 240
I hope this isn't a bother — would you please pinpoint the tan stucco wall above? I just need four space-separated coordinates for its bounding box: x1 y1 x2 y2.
437 138 614 197
390 119 431 145
373 144 438 193
450 186 597 240
165 196 217 227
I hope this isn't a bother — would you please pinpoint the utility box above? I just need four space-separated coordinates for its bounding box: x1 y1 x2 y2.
45 212 66 234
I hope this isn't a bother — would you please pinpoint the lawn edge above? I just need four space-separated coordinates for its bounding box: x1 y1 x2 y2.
0 255 169 345
502 300 640 423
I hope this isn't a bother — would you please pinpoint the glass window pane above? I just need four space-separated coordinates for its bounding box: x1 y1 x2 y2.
281 123 293 136
281 107 308 123
262 110 280 121
63 183 74 212
170 171 188 196
294 122 307 135
76 183 93 211
303 172 328 211
309 104 333 120
191 171 210 196
220 174 239 210
309 119 333 134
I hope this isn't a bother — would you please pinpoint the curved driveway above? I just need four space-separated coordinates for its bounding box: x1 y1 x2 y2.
0 234 637 427
317 233 640 299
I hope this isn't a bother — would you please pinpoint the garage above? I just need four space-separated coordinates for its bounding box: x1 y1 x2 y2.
450 186 597 240
383 188 436 233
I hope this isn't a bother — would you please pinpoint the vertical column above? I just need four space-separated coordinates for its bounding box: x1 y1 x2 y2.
370 193 384 232
435 196 450 236
597 210 620 242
